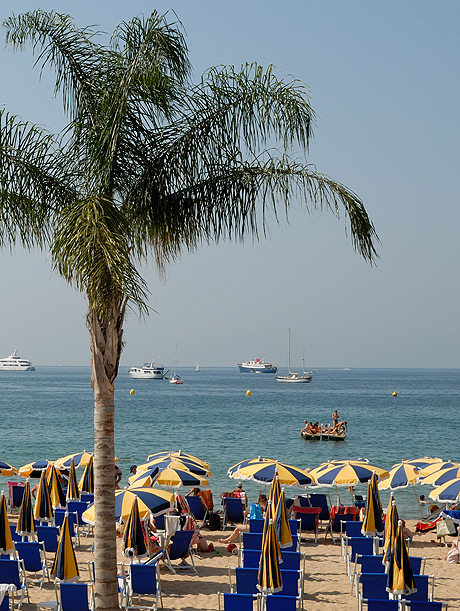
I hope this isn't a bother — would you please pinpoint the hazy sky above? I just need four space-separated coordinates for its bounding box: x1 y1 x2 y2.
1 1 459 369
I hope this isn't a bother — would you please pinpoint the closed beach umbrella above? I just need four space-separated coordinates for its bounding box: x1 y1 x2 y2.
0 459 17 476
79 455 94 494
137 457 210 477
19 459 52 479
257 517 283 594
34 470 54 522
83 487 174 525
275 487 292 549
55 451 93 470
429 477 460 503
16 480 36 538
128 466 160 488
362 472 384 536
236 461 313 487
383 495 399 565
153 467 209 489
122 496 147 561
418 460 459 477
51 512 79 581
310 461 388 487
66 459 80 502
146 451 209 468
48 464 66 509
419 466 460 487
386 520 416 597
0 492 13 554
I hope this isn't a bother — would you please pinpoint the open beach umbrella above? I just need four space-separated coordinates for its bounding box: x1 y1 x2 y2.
66 459 80 502
55 451 93 470
137 458 210 477
146 451 210 468
418 460 459 477
309 461 388 487
228 457 276 477
257 517 283 594
51 512 79 581
19 459 53 479
34 470 54 522
16 480 36 538
383 496 399 565
386 520 416 597
309 458 371 476
0 492 13 555
0 459 17 476
236 461 313 487
48 464 66 509
419 466 460 487
361 472 384 536
153 467 209 489
128 466 160 488
275 487 293 549
122 496 147 561
378 462 423 517
83 487 174 525
79 455 94 494
403 457 443 470
429 477 460 503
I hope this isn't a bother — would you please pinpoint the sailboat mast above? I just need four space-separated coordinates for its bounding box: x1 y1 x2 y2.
288 328 292 373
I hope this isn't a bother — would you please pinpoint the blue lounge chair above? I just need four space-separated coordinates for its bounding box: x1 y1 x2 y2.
345 536 378 574
121 561 162 610
223 497 245 529
300 493 332 523
36 525 59 554
14 541 49 589
402 574 435 602
343 521 365 538
264 594 299 610
60 581 95 611
0 558 29 608
79 494 94 504
0 596 9 611
358 574 434 611
186 495 209 528
241 549 303 572
242 532 299 552
327 511 358 544
217 592 255 611
404 602 448 610
249 518 299 536
164 530 198 575
361 600 399 610
10 524 22 542
292 505 321 543
54 510 80 546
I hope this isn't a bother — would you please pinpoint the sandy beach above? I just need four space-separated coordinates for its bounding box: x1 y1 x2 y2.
9 518 459 610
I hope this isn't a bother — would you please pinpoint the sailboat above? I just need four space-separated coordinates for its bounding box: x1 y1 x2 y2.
275 328 313 383
169 343 184 385
195 361 200 372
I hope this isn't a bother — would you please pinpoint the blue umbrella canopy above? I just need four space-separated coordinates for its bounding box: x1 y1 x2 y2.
257 517 283 594
420 467 460 487
236 461 313 486
386 520 416 597
0 492 13 554
429 477 460 503
361 472 384 536
34 470 54 522
66 459 80 502
122 496 147 560
16 480 36 537
48 464 66 509
146 451 209 468
79 455 94 494
0 459 17 476
138 457 210 477
51 513 79 581
55 451 93 470
309 461 388 487
128 466 160 488
378 463 420 491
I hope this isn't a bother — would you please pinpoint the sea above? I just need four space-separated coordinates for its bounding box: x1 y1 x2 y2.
1 366 458 520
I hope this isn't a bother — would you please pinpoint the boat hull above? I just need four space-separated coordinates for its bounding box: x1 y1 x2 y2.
238 365 277 374
301 432 346 441
275 374 312 383
128 364 167 379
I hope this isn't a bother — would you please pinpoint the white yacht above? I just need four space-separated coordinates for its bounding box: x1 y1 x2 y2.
0 350 35 371
128 361 168 379
275 330 313 384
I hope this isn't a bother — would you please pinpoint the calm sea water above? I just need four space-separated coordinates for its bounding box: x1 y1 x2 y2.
1 366 458 519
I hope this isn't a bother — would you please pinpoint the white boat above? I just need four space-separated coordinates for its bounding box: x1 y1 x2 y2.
195 361 200 372
238 357 278 373
0 350 35 371
169 343 184 385
128 360 168 379
275 330 312 384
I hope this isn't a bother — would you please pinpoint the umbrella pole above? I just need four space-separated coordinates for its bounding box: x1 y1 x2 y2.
411 484 424 518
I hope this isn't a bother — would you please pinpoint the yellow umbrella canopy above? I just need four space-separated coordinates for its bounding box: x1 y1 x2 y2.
79 455 94 494
146 451 209 468
361 472 384 536
403 457 442 470
236 461 313 486
429 477 460 504
51 513 79 581
128 466 160 488
0 491 13 554
34 470 54 522
47 464 66 509
66 459 80 502
122 496 147 560
257 517 283 594
153 467 209 489
138 457 211 477
0 459 17 476
419 466 460 487
309 461 388 486
386 520 416 596
55 451 93 470
19 459 53 479
418 461 459 477
378 463 420 490
16 480 36 538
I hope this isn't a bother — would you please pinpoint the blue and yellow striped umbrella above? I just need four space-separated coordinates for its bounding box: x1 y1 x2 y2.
16 480 36 538
19 459 53 479
228 457 273 477
127 466 160 488
146 451 209 468
236 461 313 486
123 496 147 561
310 461 388 487
0 459 17 476
51 513 79 581
378 463 420 491
420 466 460 487
55 451 93 470
34 470 54 522
153 467 208 489
48 464 66 509
386 520 416 596
79 455 94 494
257 517 283 594
66 459 80 502
361 472 384 536
383 495 398 565
429 477 460 503
138 457 210 477
418 460 459 477
0 492 13 554
83 487 174 525
275 487 293 549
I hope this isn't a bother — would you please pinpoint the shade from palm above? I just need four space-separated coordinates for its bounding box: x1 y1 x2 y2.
0 10 378 609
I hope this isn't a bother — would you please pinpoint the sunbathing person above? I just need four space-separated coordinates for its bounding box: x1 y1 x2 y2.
218 494 267 545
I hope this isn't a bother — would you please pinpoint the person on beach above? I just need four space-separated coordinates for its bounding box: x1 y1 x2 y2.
230 482 246 504
129 465 137 475
218 494 267 545
332 410 339 427
114 464 122 489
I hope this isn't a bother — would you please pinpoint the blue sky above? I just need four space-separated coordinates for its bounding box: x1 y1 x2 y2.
1 1 459 368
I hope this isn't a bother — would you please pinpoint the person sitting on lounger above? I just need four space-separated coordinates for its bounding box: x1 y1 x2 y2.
218 494 267 545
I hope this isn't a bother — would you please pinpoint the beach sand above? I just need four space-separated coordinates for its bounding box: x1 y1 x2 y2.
9 519 460 610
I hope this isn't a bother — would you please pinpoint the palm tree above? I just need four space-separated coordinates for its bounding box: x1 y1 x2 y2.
0 10 378 609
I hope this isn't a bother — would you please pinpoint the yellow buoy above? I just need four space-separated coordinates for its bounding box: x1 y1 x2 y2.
392 391 397 397
130 389 135 395
246 390 252 397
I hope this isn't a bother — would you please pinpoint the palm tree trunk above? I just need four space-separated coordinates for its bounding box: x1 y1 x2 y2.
88 305 125 611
